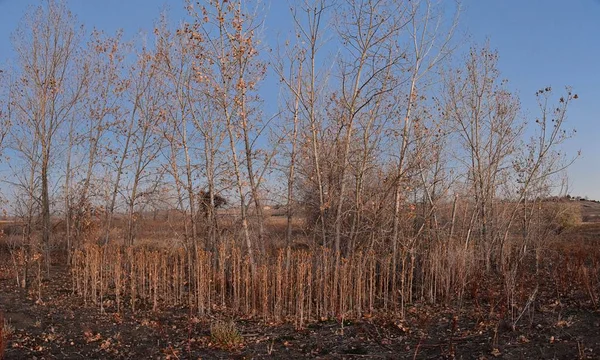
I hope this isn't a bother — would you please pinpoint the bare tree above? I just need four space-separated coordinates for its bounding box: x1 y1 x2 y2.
443 46 523 270
123 50 164 246
504 87 578 277
10 0 87 268
0 72 8 156
322 0 408 302
65 30 126 252
185 0 269 269
384 0 459 313
273 44 304 265
155 18 201 253
103 44 162 246
5 104 41 288
275 0 333 252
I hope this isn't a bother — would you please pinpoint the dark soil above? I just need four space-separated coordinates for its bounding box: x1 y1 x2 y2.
1 258 599 360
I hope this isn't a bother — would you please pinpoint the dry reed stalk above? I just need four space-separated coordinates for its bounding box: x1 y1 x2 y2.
71 250 80 296
99 246 106 312
580 265 598 308
259 264 268 320
306 257 313 321
368 250 375 316
288 252 296 318
196 249 212 315
321 248 332 318
90 246 99 305
177 250 185 305
295 252 305 329
232 247 241 311
69 239 518 325
114 248 122 312
151 252 159 311
129 247 137 312
353 253 363 318
338 258 347 318
275 251 283 320
380 254 390 311
0 312 5 359
218 243 227 308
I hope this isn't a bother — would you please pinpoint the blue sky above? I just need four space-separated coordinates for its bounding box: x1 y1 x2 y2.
0 0 598 199
463 0 600 200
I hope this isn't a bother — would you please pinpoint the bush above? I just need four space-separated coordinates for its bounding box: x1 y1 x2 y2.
210 320 243 349
552 201 581 232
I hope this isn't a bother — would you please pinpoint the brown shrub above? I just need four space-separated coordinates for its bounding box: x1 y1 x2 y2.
544 201 581 233
210 320 243 349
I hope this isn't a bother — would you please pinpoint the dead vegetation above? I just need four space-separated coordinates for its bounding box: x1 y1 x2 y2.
0 312 5 360
0 0 596 358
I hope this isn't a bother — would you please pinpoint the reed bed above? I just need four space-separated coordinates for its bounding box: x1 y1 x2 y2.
70 242 476 326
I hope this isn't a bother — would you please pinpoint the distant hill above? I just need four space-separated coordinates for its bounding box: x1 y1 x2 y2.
557 199 600 243
579 199 600 223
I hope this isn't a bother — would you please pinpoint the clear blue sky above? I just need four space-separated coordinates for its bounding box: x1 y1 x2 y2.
462 0 600 200
0 0 598 199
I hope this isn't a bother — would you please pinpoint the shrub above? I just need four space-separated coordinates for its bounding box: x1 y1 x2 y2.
210 320 243 349
547 201 581 233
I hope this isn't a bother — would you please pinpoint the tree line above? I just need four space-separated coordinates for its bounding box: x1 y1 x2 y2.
0 0 578 316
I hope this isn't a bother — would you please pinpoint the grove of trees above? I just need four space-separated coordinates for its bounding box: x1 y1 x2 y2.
0 0 579 324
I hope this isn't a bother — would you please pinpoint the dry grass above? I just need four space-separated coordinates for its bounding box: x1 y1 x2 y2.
71 244 392 325
0 312 12 360
0 313 3 360
210 320 243 349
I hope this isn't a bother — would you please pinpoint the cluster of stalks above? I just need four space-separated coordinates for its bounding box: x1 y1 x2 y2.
552 247 600 308
70 240 478 327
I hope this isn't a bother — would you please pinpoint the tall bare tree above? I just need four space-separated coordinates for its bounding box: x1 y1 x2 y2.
185 0 268 269
443 46 523 270
0 72 8 156
155 19 202 253
64 30 126 252
383 0 459 313
10 0 87 267
278 0 333 250
103 44 161 246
